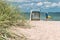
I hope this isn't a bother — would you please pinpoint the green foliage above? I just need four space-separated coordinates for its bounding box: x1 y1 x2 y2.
0 0 27 40
0 1 20 27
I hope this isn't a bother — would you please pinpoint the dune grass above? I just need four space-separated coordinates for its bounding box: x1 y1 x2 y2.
0 0 27 40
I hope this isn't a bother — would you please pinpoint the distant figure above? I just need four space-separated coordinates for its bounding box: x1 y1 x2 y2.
45 12 48 21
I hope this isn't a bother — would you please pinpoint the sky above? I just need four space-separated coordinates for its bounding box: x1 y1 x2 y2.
6 0 60 12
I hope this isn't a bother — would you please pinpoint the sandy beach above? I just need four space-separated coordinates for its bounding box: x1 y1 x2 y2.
10 21 60 40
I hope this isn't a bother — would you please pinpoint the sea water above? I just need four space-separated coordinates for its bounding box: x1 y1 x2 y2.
24 12 60 21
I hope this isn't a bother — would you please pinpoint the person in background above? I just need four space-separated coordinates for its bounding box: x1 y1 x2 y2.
45 12 48 21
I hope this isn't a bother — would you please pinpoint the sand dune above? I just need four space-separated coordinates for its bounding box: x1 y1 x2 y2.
11 21 60 40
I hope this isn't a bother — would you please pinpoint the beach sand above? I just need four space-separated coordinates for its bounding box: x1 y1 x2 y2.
10 21 60 40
